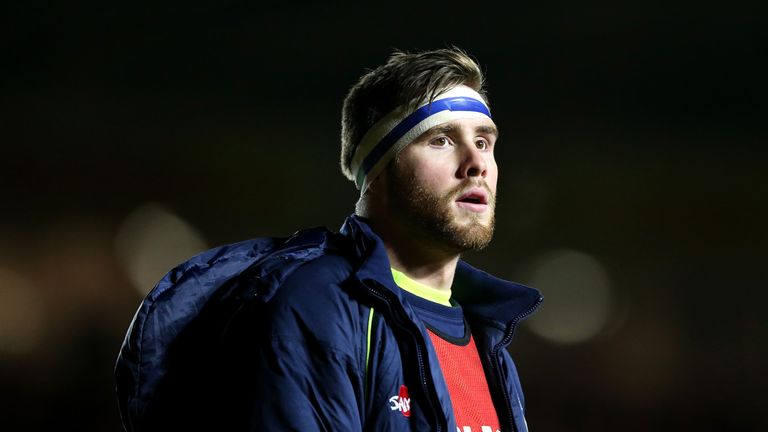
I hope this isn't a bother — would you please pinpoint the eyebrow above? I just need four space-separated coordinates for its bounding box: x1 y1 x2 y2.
428 123 499 138
477 125 499 138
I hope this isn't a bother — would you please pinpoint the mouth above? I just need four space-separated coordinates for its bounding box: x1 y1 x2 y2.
455 188 490 212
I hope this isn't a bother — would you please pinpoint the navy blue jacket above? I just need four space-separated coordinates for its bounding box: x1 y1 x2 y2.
115 215 542 432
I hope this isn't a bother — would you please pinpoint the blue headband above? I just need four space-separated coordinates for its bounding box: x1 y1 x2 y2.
349 86 492 191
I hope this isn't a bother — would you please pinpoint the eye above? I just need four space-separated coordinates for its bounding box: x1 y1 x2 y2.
430 136 452 148
475 138 490 150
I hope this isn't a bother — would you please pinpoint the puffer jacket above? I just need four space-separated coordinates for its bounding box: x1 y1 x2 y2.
115 214 542 432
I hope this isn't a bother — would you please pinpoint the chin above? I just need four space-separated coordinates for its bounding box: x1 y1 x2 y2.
445 214 495 252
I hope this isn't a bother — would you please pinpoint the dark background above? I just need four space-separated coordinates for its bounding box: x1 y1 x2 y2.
1 1 766 430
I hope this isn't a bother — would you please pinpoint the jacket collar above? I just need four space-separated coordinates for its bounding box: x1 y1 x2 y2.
339 214 542 328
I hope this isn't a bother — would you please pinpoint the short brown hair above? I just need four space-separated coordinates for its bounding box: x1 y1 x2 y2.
340 47 488 182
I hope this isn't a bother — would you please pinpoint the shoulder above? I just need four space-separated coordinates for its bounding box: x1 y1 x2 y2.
241 251 369 354
270 252 362 318
276 253 356 297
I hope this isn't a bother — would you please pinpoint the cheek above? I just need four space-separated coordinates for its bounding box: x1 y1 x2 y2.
399 153 450 188
412 168 447 192
486 158 499 190
391 155 445 195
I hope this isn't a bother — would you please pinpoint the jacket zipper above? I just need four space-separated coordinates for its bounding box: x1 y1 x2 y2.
364 281 444 432
488 295 543 432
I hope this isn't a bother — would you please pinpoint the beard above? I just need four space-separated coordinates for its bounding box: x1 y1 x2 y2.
385 165 496 254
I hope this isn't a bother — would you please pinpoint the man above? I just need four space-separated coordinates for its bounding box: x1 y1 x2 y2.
115 48 542 432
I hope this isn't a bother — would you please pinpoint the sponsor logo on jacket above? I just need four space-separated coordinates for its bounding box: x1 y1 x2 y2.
389 385 411 417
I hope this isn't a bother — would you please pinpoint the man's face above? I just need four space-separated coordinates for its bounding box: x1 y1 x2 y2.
385 117 498 254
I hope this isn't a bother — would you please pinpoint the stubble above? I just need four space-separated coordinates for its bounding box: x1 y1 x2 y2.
387 167 496 254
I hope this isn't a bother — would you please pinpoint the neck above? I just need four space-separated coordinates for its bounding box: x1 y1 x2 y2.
367 217 460 291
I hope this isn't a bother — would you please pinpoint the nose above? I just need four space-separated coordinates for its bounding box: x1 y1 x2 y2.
457 141 487 179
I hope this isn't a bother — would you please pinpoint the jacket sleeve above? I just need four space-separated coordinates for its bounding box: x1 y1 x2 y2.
241 335 365 431
224 258 368 432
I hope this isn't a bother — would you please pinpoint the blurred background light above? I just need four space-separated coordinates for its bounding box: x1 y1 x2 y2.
0 268 45 354
2 3 764 429
525 249 614 344
114 203 208 296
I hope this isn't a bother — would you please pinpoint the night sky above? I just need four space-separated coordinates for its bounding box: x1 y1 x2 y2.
2 2 766 430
